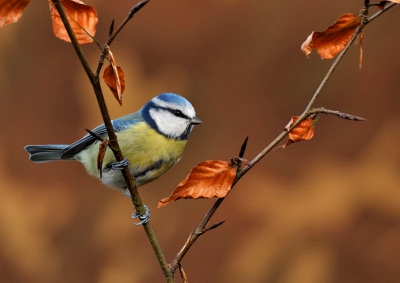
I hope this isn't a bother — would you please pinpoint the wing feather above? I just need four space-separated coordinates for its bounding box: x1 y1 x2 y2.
61 111 143 159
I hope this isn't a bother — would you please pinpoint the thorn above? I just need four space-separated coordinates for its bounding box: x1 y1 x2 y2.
239 136 248 158
86 128 105 142
109 20 115 37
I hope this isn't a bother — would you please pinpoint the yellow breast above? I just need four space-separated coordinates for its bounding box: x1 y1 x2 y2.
78 122 187 187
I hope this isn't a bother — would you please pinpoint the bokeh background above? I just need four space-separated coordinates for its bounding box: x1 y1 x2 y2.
1 1 400 282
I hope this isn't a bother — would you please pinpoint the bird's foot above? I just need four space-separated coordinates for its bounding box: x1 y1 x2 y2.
131 204 150 226
110 158 130 170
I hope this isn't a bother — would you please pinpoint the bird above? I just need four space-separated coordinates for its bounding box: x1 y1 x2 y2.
25 92 202 224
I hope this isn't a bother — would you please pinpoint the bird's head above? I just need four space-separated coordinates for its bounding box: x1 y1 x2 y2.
142 93 202 140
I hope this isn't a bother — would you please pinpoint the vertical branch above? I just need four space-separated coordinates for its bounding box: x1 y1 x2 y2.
50 1 173 282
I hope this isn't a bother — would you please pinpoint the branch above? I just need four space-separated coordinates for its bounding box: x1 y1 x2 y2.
169 3 396 273
51 1 174 282
309 107 366 121
94 0 150 77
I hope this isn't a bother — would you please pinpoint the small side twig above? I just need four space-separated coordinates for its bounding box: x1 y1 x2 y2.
203 220 225 233
178 264 189 283
62 6 102 50
109 0 150 45
309 107 366 121
95 0 150 76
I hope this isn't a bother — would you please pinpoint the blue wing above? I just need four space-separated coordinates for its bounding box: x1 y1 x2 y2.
61 111 143 159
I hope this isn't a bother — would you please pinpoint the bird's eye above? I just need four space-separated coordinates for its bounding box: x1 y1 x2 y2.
172 109 185 118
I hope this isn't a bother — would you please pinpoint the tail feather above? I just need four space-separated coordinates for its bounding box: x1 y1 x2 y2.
25 145 69 163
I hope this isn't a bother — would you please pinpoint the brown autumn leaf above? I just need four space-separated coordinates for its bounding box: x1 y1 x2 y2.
48 0 98 44
103 65 126 106
0 0 31 27
97 139 109 178
301 13 362 59
158 160 237 208
282 116 315 148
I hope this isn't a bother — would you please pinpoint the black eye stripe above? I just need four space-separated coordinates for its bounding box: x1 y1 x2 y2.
151 104 191 120
162 107 188 119
172 109 186 118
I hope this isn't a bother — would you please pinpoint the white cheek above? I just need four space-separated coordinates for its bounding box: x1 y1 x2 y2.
150 109 188 137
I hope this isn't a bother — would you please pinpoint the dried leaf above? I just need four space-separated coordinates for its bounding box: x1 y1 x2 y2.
301 13 362 59
283 116 315 148
97 139 109 178
48 0 98 44
0 0 31 27
103 65 125 106
158 160 236 208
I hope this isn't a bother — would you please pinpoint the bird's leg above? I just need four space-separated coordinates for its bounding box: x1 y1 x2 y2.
109 158 130 170
110 158 150 225
131 204 151 226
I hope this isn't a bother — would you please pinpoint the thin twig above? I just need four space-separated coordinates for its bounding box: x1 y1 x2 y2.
168 3 396 274
178 264 189 283
62 6 102 50
309 107 366 121
204 221 225 233
109 0 150 45
51 0 96 84
94 0 150 76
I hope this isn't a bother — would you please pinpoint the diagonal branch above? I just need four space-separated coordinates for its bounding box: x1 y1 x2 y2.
168 3 397 274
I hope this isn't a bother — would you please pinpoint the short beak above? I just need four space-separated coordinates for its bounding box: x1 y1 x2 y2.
191 116 202 125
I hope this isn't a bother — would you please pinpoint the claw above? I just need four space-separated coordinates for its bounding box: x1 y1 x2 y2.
131 204 150 226
110 158 130 170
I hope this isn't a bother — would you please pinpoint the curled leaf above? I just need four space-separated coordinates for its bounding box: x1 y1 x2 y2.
48 0 98 44
0 0 31 27
103 65 125 106
301 13 363 59
158 160 237 208
283 116 315 148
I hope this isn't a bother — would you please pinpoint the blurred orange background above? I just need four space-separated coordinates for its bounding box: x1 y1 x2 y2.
1 1 400 282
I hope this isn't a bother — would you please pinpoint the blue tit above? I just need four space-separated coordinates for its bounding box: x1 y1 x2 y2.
25 93 201 223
